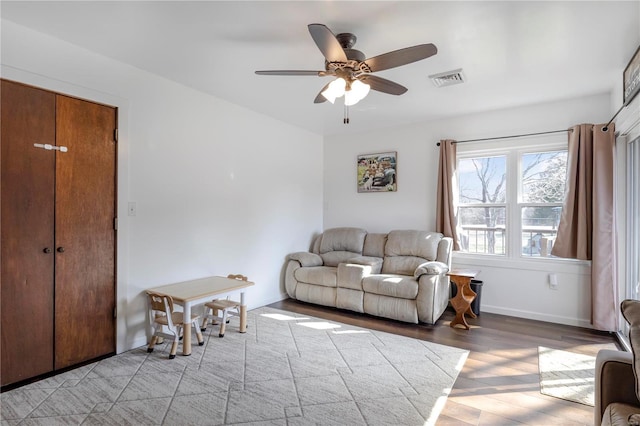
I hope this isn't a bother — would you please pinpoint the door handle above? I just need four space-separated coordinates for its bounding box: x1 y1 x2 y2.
43 247 51 254
57 247 65 253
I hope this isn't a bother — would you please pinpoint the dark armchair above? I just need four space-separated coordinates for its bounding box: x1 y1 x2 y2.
594 300 640 426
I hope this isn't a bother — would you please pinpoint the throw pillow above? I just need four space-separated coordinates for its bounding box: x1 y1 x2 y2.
621 299 640 402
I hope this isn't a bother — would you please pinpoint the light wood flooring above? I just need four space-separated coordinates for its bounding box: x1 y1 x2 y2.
269 299 620 426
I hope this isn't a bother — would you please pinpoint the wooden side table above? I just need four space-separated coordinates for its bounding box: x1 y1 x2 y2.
448 269 480 330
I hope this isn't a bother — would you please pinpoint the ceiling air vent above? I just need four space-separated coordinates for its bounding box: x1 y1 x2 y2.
428 68 465 87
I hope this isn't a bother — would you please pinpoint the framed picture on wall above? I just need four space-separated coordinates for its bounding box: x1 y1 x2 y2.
357 151 397 193
624 45 640 106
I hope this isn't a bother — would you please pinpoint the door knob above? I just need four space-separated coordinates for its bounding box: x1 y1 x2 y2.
43 247 52 254
57 247 65 253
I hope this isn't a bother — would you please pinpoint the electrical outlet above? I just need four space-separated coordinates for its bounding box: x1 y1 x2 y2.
549 273 558 290
128 202 137 217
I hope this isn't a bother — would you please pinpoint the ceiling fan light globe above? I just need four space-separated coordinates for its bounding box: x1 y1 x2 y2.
321 77 346 103
345 80 370 105
344 91 358 106
352 80 370 99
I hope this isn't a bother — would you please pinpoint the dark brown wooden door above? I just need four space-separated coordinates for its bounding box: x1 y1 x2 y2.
1 80 56 386
54 95 116 369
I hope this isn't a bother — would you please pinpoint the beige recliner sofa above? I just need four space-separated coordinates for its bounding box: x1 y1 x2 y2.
284 227 453 324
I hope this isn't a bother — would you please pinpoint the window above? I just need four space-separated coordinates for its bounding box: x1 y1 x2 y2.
456 140 567 258
458 155 507 254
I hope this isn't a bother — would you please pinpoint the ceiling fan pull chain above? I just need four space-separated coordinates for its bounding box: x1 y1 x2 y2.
344 104 350 124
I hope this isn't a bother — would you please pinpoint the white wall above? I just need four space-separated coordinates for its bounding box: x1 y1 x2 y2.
1 20 324 351
324 93 612 327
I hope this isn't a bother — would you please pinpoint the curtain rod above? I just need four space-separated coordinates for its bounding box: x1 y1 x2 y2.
436 102 627 146
602 102 627 132
436 128 571 146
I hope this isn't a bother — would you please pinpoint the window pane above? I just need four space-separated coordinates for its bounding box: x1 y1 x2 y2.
458 207 506 255
458 156 506 204
521 206 562 257
521 151 567 203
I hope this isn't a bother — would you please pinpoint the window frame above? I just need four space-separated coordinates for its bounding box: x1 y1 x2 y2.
455 135 577 263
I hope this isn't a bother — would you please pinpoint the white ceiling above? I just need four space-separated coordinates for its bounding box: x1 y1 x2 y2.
2 1 639 136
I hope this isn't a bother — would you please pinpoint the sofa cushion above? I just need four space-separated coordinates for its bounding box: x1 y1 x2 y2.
294 266 337 287
621 300 640 402
319 227 367 267
345 256 383 271
321 251 362 267
362 275 419 299
363 233 387 258
437 237 453 265
382 230 443 275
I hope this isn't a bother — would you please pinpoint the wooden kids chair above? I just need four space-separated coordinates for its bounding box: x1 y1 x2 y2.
200 274 247 337
147 292 204 358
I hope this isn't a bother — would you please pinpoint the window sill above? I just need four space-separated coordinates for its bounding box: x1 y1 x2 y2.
452 251 591 274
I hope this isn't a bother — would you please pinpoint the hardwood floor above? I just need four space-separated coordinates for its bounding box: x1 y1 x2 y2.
269 299 620 426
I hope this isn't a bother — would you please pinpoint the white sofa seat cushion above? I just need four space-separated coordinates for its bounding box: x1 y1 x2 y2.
362 274 418 299
321 251 362 267
294 266 337 287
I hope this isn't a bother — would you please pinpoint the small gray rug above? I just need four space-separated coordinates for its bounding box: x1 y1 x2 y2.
538 346 596 406
1 306 468 425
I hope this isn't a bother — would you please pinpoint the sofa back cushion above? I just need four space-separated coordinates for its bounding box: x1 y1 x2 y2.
382 230 443 275
437 237 453 267
318 227 367 267
621 299 640 402
363 233 387 258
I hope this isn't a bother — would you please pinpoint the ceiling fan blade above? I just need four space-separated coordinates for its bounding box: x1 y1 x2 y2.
308 24 348 63
358 75 407 95
364 43 437 72
314 82 331 103
255 70 325 76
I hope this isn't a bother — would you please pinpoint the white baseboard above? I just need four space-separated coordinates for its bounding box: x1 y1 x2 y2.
482 304 593 329
125 336 149 353
247 292 289 310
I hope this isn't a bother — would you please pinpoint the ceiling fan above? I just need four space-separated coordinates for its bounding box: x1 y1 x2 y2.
255 24 438 123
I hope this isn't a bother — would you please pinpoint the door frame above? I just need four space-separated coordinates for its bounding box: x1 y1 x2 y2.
1 68 131 354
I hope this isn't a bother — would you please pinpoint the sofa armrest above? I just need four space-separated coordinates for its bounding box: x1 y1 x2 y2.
337 257 383 291
414 261 449 278
287 252 323 267
344 256 383 274
595 349 639 426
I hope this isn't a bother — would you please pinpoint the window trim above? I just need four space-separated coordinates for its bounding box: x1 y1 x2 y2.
455 137 572 262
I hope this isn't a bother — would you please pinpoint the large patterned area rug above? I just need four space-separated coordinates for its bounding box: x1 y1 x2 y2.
538 346 597 406
1 306 468 425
